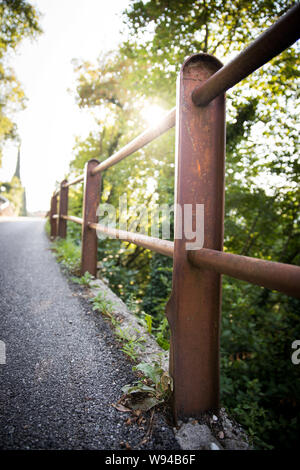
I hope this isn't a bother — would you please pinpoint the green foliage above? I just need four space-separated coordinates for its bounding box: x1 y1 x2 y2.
0 175 25 215
91 291 116 319
0 0 42 52
115 326 146 362
0 0 41 164
51 236 81 274
153 317 170 351
122 0 295 104
121 361 173 410
143 313 153 335
45 218 50 236
220 280 300 449
142 253 172 331
71 271 95 287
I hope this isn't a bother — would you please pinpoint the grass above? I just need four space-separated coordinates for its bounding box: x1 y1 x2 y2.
51 237 81 274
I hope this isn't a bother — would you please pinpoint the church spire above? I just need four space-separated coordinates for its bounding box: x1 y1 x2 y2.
12 145 27 216
14 146 21 180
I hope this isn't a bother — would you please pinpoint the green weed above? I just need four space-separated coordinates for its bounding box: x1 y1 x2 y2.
121 361 173 411
51 237 81 273
71 271 95 287
115 327 146 362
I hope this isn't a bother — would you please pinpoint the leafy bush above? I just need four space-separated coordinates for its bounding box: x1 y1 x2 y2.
220 279 300 449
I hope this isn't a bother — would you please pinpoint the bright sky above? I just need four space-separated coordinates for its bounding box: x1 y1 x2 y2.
0 0 130 212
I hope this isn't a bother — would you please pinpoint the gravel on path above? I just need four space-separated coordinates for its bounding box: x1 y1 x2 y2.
0 218 179 450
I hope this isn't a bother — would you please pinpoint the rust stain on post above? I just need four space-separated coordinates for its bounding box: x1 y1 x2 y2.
166 54 225 420
81 159 101 276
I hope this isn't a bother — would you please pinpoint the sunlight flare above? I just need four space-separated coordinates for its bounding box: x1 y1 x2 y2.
141 104 165 127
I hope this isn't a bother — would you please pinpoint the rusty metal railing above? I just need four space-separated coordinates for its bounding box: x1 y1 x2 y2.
49 4 300 421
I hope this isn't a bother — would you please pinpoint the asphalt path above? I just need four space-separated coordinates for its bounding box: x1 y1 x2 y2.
0 218 178 450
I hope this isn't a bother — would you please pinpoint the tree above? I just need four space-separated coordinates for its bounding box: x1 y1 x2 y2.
0 0 42 165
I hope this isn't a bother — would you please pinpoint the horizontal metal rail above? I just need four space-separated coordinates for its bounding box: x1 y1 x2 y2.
188 248 300 299
53 207 300 297
63 174 84 188
89 222 174 258
192 3 300 106
61 214 83 225
91 107 176 175
89 219 300 298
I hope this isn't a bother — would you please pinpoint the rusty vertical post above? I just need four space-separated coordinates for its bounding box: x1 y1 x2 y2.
81 159 101 276
166 54 226 420
50 193 58 239
58 180 68 238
